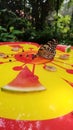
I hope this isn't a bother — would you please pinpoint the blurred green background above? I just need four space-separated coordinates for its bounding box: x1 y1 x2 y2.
0 0 73 45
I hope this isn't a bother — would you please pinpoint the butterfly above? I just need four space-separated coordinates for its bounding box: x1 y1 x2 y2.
37 39 58 60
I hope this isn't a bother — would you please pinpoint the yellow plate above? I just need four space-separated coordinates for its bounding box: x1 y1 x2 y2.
0 42 73 120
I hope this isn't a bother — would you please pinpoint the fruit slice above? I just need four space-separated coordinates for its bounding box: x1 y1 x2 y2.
11 47 19 51
0 53 7 58
1 66 46 92
56 44 71 52
43 65 57 72
59 54 69 60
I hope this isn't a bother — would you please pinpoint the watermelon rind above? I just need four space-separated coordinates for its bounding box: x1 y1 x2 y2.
1 85 46 93
56 44 71 52
65 45 71 52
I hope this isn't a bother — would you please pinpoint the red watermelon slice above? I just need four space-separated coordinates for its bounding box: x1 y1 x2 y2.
1 66 46 92
56 44 71 52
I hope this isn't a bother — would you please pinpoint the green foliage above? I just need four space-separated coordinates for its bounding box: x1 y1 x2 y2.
0 26 23 41
51 14 73 44
23 26 55 44
0 9 32 41
0 9 31 30
0 0 73 45
56 14 71 33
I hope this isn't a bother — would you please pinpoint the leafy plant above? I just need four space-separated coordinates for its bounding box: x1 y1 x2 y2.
57 15 71 33
0 26 23 41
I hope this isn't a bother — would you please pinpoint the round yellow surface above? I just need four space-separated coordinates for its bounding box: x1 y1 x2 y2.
0 42 73 120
